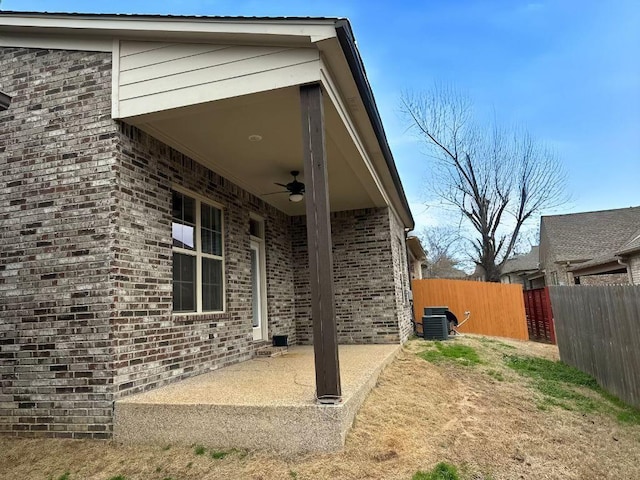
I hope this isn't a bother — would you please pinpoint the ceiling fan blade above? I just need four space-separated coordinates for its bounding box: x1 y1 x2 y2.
274 182 288 188
262 190 288 196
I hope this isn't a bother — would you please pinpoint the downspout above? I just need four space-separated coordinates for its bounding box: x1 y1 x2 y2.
617 256 633 283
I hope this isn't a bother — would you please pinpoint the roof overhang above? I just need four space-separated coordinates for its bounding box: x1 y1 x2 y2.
569 259 626 277
0 11 414 228
406 236 427 261
0 11 339 44
527 271 545 280
502 268 539 277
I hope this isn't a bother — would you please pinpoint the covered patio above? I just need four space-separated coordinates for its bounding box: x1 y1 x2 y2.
108 19 414 406
0 12 415 441
113 344 399 453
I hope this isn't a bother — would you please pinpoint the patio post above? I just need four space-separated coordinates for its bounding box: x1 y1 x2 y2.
299 83 342 403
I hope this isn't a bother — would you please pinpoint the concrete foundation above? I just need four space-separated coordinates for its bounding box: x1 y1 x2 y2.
113 344 399 453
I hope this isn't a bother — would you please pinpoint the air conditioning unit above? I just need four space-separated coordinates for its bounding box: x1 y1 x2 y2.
422 314 449 340
424 306 448 317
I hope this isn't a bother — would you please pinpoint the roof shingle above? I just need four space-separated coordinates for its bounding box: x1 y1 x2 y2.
541 206 640 262
502 246 539 274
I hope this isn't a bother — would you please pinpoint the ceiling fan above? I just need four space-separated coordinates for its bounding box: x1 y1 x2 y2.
264 170 305 202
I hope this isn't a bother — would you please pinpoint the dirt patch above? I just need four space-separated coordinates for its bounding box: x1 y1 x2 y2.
1 335 638 480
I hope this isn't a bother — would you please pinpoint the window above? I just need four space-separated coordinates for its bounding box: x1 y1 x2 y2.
172 189 224 313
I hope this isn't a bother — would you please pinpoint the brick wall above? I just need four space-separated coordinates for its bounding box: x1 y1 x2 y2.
0 48 117 439
293 207 404 344
0 47 298 437
389 209 414 343
111 124 297 398
577 273 629 286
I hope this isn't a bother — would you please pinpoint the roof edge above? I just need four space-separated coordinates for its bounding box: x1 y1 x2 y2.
334 19 414 229
0 10 341 23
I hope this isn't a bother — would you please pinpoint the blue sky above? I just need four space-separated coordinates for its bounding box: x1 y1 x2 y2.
3 1 639 232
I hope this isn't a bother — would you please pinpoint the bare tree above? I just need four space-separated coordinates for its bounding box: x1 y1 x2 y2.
511 226 540 257
402 86 566 282
418 226 467 278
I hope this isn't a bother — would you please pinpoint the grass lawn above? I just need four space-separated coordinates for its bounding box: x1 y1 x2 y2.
1 335 639 479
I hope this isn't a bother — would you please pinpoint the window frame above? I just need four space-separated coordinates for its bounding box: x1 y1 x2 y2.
171 185 225 314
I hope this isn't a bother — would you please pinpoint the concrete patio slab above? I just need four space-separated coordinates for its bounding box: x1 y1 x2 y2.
113 344 400 454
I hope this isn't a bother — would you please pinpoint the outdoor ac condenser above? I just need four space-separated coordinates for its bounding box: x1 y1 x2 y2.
422 314 449 340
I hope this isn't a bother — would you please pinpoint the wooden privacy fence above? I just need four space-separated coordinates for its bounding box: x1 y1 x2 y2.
549 285 640 408
412 279 528 340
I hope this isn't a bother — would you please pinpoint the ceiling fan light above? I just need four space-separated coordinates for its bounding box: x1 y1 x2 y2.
289 193 304 203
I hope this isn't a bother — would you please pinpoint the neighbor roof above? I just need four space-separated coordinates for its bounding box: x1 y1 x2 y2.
502 246 539 274
617 227 640 255
541 206 640 263
569 226 640 272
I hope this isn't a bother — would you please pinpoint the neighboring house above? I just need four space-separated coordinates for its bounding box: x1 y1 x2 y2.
406 236 426 280
0 12 414 439
426 262 468 279
540 206 640 286
500 246 545 290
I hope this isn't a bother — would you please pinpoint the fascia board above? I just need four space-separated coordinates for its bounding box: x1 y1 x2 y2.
0 14 337 43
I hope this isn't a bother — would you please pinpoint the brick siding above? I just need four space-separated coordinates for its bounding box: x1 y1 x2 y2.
389 210 414 343
577 273 629 286
293 207 409 344
0 48 117 439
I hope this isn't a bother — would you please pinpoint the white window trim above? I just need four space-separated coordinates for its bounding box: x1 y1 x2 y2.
172 185 225 315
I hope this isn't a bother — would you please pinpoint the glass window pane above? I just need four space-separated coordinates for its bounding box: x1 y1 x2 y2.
172 223 195 249
201 203 222 256
173 253 196 312
183 194 195 224
172 191 182 220
202 258 223 311
172 191 196 250
249 218 263 238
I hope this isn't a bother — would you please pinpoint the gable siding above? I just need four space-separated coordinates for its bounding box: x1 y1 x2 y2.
116 41 321 118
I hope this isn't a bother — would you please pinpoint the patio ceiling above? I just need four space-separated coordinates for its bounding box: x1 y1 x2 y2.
128 86 387 216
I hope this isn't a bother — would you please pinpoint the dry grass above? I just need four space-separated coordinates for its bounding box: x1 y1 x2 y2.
2 335 639 480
